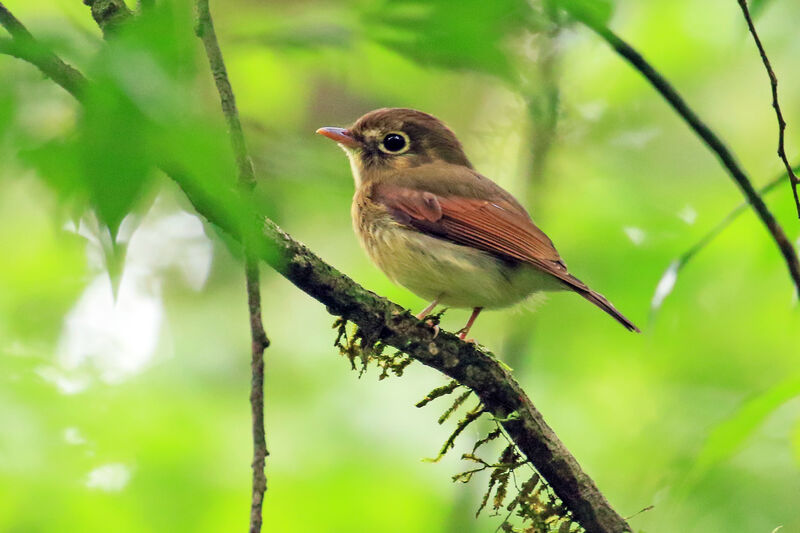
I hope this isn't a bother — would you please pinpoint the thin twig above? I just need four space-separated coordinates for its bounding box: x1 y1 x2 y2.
194 1 269 532
245 259 270 533
650 165 799 317
194 0 255 190
0 3 87 100
736 0 800 218
0 3 30 38
676 165 799 270
583 22 800 298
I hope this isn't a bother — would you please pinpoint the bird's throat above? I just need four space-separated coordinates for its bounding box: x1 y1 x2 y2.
343 147 363 187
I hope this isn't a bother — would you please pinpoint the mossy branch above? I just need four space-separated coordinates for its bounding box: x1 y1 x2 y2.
81 0 133 37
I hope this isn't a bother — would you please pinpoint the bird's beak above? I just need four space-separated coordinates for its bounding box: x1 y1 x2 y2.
316 127 360 149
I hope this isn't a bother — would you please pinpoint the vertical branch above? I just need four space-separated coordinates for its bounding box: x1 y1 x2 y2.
736 0 800 218
245 259 270 532
194 0 255 190
194 2 270 532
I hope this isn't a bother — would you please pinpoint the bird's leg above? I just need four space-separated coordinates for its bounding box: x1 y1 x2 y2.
457 307 483 341
415 299 440 320
415 298 440 338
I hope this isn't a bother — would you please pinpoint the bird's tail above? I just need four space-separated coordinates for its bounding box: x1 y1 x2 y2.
566 275 640 332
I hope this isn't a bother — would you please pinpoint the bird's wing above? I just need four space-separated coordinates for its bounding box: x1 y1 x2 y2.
372 182 580 287
372 178 639 332
372 180 640 332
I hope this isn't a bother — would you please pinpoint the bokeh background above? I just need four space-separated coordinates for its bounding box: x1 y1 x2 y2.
1 0 799 531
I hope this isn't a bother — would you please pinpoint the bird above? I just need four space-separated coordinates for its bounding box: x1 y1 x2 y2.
316 108 639 340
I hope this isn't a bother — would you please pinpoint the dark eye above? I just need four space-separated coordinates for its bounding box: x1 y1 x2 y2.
381 133 407 153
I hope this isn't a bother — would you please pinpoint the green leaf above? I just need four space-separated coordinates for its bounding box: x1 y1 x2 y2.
684 375 800 488
78 85 154 238
550 0 613 28
0 85 14 137
361 0 537 81
750 0 775 18
21 3 200 241
20 139 85 205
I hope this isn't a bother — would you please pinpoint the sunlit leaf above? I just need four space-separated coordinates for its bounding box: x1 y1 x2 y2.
650 259 679 313
362 0 537 81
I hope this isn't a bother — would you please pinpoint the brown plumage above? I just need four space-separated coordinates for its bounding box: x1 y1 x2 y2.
317 108 639 337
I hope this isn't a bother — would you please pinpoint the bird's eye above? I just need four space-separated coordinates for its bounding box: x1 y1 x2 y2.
379 132 409 154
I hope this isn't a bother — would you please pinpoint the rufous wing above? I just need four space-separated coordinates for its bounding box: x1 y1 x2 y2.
372 181 639 332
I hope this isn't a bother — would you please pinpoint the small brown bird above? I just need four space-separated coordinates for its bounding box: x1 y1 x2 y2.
317 108 639 339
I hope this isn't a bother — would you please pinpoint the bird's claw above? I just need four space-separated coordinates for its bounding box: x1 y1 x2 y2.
425 319 440 338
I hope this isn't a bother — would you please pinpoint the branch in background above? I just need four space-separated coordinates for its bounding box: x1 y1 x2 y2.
195 0 256 190
583 22 800 298
0 4 87 100
736 0 800 218
82 0 133 37
0 9 632 532
0 2 28 37
194 1 270 532
243 259 269 533
651 165 799 316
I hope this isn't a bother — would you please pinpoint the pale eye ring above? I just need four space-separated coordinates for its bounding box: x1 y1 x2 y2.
379 131 410 154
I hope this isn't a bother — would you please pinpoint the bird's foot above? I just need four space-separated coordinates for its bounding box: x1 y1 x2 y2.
426 320 440 338
456 329 476 343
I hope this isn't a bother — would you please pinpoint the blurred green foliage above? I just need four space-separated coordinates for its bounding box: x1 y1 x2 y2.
363 0 537 81
551 0 613 27
1 0 799 532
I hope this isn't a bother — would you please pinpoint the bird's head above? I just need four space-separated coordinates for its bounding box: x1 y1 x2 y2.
316 108 472 184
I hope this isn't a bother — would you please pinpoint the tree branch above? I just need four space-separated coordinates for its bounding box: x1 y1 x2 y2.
1 6 635 532
255 222 630 532
736 0 800 217
0 2 29 38
0 4 87 101
194 1 270 532
81 0 133 37
583 21 800 298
